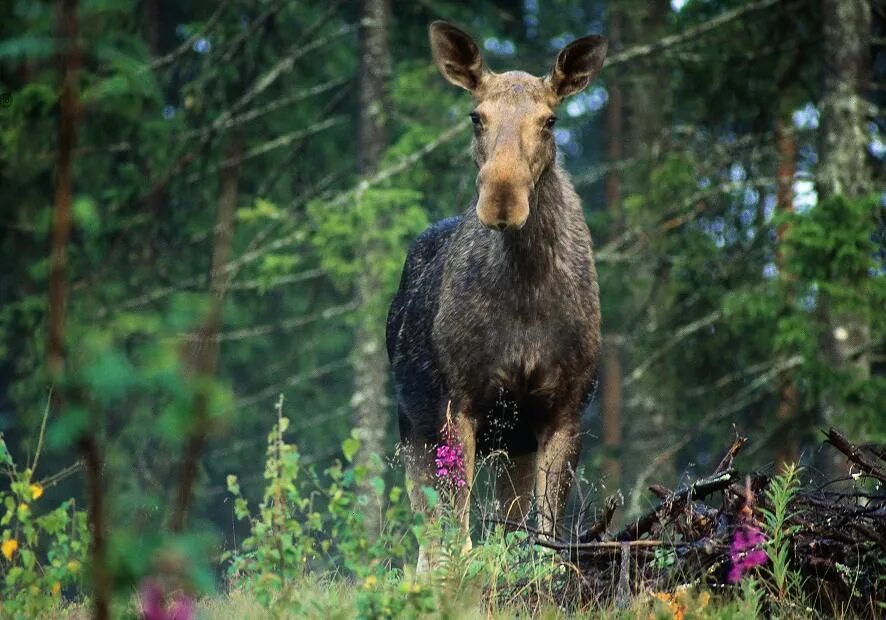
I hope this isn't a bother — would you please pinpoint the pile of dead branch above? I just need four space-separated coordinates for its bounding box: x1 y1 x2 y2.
502 428 886 616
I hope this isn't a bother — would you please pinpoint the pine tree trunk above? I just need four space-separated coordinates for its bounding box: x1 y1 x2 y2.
49 3 111 618
774 118 799 470
817 0 872 416
171 139 243 532
601 7 624 491
353 0 391 537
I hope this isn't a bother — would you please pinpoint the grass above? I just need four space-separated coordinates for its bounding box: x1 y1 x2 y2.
189 580 771 620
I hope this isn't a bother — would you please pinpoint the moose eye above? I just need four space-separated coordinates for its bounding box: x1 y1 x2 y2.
469 112 482 128
544 115 558 129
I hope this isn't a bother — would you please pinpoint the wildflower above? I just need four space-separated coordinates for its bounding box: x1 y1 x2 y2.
728 475 767 583
51 581 61 596
651 592 684 620
728 523 767 583
67 559 81 573
434 404 467 490
29 484 43 500
1 539 18 560
139 578 195 620
363 575 378 589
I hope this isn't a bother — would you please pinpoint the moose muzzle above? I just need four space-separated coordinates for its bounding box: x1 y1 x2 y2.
475 166 532 231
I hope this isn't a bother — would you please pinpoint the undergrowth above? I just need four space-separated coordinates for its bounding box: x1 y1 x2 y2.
4 399 873 619
214 399 825 619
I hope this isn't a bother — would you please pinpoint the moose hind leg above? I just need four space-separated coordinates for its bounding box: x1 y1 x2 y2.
535 419 581 541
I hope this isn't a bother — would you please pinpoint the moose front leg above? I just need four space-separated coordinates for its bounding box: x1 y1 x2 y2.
452 410 476 552
534 417 581 541
404 405 477 575
495 452 536 526
403 440 439 574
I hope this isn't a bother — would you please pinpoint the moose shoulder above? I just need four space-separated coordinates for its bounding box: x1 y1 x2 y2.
386 21 606 572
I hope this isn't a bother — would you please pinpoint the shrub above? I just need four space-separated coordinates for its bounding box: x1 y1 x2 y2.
0 432 89 618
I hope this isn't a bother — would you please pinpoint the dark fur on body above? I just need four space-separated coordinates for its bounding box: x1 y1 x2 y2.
386 162 600 457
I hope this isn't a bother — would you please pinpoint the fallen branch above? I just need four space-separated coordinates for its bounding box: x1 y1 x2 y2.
825 427 886 484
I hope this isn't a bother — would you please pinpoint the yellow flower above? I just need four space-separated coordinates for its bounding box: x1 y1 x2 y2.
17 503 29 518
696 591 711 610
51 581 61 596
66 560 80 574
29 484 43 500
362 575 377 589
651 592 684 620
1 539 18 560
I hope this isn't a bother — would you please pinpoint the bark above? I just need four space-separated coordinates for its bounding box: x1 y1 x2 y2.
601 335 623 487
353 0 391 537
144 0 162 56
774 118 800 470
817 0 872 409
171 138 243 532
625 0 670 152
49 2 110 618
48 0 79 381
601 7 624 491
819 0 872 202
357 0 390 175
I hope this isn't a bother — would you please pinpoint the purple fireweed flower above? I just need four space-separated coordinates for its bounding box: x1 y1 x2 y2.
435 412 467 490
728 523 768 583
139 578 195 620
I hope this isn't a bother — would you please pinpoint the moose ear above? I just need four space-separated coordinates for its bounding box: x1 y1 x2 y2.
548 35 608 101
429 21 486 92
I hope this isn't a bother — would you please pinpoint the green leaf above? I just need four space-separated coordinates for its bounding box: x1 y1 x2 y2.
73 196 100 236
342 436 360 463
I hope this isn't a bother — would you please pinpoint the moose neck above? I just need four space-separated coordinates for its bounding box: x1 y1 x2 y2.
494 165 570 275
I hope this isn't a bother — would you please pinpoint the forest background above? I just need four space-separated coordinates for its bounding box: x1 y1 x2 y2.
0 0 884 615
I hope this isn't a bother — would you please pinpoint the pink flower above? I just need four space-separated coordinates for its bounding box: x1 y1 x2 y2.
139 578 195 620
728 524 768 583
434 410 467 490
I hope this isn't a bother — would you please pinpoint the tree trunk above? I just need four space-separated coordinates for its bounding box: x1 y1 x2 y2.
353 0 391 537
171 138 243 532
817 0 872 413
49 3 111 618
774 118 799 470
601 7 624 491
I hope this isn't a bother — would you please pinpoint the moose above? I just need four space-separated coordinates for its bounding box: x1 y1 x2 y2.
386 21 606 572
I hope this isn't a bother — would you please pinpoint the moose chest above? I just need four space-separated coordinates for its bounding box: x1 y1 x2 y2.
432 256 598 412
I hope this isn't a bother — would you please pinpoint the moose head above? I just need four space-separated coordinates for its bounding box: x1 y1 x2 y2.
429 21 607 231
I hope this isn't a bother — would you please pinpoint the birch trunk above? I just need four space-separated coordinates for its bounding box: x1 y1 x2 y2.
353 0 391 537
817 0 872 416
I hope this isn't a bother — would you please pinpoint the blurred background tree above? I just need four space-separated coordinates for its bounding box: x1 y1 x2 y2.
0 0 883 603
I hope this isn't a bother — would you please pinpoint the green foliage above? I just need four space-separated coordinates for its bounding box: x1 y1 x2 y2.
308 186 430 321
223 396 421 611
0 0 883 615
0 434 88 618
760 464 804 602
779 195 886 438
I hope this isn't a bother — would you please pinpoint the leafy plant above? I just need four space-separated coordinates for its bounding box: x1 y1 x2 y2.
760 463 804 601
0 422 88 618
223 395 423 613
